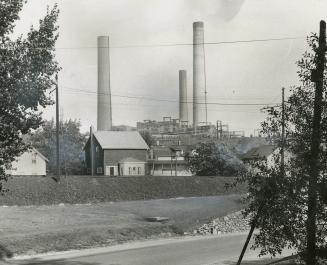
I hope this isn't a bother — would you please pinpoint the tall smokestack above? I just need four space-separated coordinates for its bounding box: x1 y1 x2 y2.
179 70 188 123
193 21 206 128
97 36 112 131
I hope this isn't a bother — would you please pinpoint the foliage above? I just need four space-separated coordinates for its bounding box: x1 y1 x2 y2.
28 119 88 175
186 142 244 176
232 34 327 261
0 1 60 187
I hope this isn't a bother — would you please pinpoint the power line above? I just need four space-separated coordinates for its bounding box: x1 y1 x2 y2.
63 86 280 100
65 36 305 49
59 94 276 112
0 36 305 50
61 86 277 106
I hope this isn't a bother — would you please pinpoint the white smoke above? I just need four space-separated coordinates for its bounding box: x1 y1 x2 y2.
186 0 245 21
217 0 245 21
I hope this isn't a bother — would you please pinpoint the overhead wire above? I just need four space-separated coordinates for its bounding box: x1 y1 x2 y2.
61 86 278 106
0 36 305 50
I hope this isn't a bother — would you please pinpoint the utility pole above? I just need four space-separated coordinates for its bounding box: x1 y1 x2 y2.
203 39 208 125
90 126 94 176
236 205 263 265
55 74 60 182
237 89 286 265
281 87 285 174
175 155 177 177
307 20 326 265
60 108 67 177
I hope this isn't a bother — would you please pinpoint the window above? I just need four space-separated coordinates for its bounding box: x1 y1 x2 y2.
96 146 99 153
129 167 131 174
97 167 103 174
32 153 37 164
138 167 141 174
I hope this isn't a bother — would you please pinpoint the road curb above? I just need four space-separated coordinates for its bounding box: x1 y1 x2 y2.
12 232 249 261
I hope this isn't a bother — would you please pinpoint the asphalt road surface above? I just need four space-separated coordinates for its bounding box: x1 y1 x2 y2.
18 233 289 265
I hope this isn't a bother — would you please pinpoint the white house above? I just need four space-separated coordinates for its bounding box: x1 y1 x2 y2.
148 146 192 176
241 145 291 169
6 148 48 176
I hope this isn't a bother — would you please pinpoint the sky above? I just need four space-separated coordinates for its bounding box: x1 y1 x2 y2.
12 0 327 135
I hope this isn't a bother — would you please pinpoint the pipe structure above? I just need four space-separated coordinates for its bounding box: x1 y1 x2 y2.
179 70 188 124
193 21 206 128
97 36 112 131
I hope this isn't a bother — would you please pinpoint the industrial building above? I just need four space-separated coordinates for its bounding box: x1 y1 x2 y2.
85 22 244 177
85 131 148 176
137 22 244 140
137 117 184 135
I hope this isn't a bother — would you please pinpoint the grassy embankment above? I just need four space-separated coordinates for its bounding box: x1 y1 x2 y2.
0 175 247 205
0 175 247 256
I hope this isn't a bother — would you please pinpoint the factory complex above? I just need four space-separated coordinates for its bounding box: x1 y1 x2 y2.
85 21 246 177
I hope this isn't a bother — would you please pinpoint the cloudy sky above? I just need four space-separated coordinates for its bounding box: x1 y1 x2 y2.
13 0 327 135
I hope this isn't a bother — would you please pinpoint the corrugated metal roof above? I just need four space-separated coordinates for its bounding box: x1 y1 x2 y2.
241 145 276 160
93 131 149 150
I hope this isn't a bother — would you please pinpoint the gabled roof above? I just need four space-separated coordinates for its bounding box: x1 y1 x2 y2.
241 145 276 160
119 157 145 163
93 131 149 150
29 148 49 162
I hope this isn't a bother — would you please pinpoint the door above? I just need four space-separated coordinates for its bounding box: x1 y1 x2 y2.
105 166 116 176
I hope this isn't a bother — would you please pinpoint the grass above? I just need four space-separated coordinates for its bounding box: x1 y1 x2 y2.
0 175 247 205
0 195 245 255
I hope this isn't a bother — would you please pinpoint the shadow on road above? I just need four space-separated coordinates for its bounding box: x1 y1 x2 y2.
14 259 101 265
223 258 295 265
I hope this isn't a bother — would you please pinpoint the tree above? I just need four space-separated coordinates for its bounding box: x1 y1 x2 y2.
28 119 88 175
234 33 327 264
186 142 243 176
0 1 60 188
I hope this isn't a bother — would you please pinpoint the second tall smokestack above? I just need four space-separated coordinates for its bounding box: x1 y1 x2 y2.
97 36 112 131
193 21 206 128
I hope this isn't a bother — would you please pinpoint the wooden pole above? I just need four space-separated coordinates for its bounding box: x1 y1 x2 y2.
236 88 286 265
281 87 285 174
236 205 263 265
55 74 60 182
90 126 94 176
306 20 326 265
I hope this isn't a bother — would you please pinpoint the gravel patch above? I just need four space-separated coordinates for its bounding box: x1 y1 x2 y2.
194 210 250 235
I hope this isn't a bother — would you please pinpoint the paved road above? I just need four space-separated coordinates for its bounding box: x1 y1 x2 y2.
18 233 288 265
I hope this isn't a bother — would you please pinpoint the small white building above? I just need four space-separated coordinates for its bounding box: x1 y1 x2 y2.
6 148 48 176
119 157 146 176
